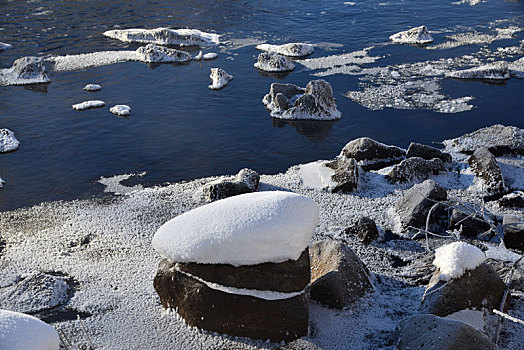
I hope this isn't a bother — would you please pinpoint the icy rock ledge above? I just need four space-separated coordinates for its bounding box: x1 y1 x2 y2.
103 27 220 47
0 56 51 85
389 25 434 44
135 44 192 63
0 309 60 350
446 61 510 80
110 105 131 116
208 68 233 90
83 83 102 91
0 128 20 153
254 52 295 72
0 42 12 51
256 43 314 57
263 80 341 120
72 100 105 111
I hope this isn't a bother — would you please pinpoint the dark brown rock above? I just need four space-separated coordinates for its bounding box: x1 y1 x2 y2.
406 142 452 164
324 157 359 193
499 191 524 208
468 147 505 194
309 239 372 309
503 215 524 251
339 137 405 171
345 217 379 244
386 157 445 183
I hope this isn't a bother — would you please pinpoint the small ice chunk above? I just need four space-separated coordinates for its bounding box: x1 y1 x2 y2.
256 43 314 57
0 176 4 188
103 27 220 47
0 309 60 350
83 83 102 92
203 52 217 60
254 52 295 72
446 61 510 80
193 51 203 60
0 128 20 153
110 105 131 116
208 68 233 90
135 44 192 63
433 242 486 281
0 42 12 51
72 100 105 111
389 25 433 44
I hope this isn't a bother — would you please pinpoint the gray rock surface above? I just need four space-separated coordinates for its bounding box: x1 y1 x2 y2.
235 168 260 191
324 157 359 193
449 207 492 238
468 147 505 194
203 168 260 201
135 44 192 63
254 52 295 72
386 157 445 183
503 215 524 251
406 142 452 163
339 137 405 171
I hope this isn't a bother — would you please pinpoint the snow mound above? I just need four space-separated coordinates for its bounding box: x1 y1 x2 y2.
0 129 20 153
389 26 434 44
254 52 295 72
72 100 105 111
83 83 101 92
256 43 314 57
103 28 220 47
152 191 319 266
135 44 192 63
110 105 131 116
0 309 59 350
433 242 486 281
0 42 12 51
208 68 233 90
446 61 510 80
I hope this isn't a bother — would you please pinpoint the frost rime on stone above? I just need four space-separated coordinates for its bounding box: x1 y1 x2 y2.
103 28 220 47
135 44 192 63
0 128 20 153
0 56 51 85
208 68 233 90
389 26 434 44
433 242 486 281
256 43 314 57
254 52 295 72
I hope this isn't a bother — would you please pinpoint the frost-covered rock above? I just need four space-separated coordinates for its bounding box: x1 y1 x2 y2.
103 27 220 47
468 147 505 194
323 157 359 193
396 314 496 350
406 142 452 164
503 215 524 251
344 217 379 244
72 100 105 110
152 191 319 266
254 52 295 72
263 80 341 120
208 68 233 90
203 168 259 201
0 309 60 350
449 207 492 238
339 137 405 171
0 56 50 85
256 43 314 57
446 61 510 80
0 129 20 153
509 57 524 78
432 242 486 281
135 44 192 63
110 105 131 116
309 239 372 309
389 26 434 44
0 42 12 51
83 83 101 91
386 157 445 183
235 168 260 191
499 191 524 208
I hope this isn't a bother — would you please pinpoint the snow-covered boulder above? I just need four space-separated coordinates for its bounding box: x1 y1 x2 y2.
254 52 295 72
389 26 434 44
83 83 101 91
0 57 50 85
406 142 452 164
446 61 510 80
386 157 445 183
323 157 359 193
0 42 12 51
135 44 192 63
256 43 314 57
263 80 341 120
110 105 131 116
339 137 405 171
208 68 233 90
503 215 524 251
103 28 220 47
432 242 486 281
203 168 260 201
468 147 505 194
0 309 60 350
309 239 372 309
72 100 105 110
0 129 20 153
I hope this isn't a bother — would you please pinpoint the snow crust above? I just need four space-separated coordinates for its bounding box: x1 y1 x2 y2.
110 105 131 116
83 84 101 92
256 43 314 57
103 28 220 47
72 100 105 111
433 242 486 281
208 68 233 90
0 129 20 153
48 51 138 72
152 191 319 266
389 26 433 44
0 42 12 51
98 172 145 195
0 309 60 350
446 61 510 80
300 161 337 190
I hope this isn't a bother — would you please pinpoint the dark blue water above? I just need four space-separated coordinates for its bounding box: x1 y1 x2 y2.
1 0 523 211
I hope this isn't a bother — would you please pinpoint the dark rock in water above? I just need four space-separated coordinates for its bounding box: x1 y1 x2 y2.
395 179 448 233
1 56 51 85
174 249 310 293
339 137 405 171
406 142 452 164
309 239 372 309
499 191 524 208
203 168 260 201
324 157 359 193
420 263 507 317
153 259 309 342
468 147 505 194
503 215 524 251
235 168 260 191
449 208 492 238
344 217 379 244
386 157 445 183
254 52 295 72
395 314 497 350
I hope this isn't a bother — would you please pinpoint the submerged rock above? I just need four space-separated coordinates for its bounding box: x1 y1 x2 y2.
208 68 233 90
103 27 220 47
263 80 341 120
83 83 102 91
446 61 510 80
339 137 405 171
468 147 505 194
406 142 452 163
0 129 20 153
0 56 50 85
323 157 359 193
254 52 295 72
135 44 192 63
110 105 131 116
256 43 314 57
72 100 105 111
389 25 434 44
386 157 445 183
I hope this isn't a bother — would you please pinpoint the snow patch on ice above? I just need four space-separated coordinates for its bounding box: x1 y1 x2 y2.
433 242 486 281
72 100 105 111
103 27 220 47
0 129 20 153
98 172 145 195
110 105 131 116
0 309 60 350
297 47 381 75
83 83 101 92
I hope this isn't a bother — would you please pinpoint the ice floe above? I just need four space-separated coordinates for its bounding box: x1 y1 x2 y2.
103 27 220 47
297 47 381 76
83 83 101 92
72 100 105 111
0 42 12 51
446 61 510 80
193 51 218 60
509 57 524 78
452 0 484 5
0 56 50 85
389 26 433 45
208 68 233 90
254 52 295 72
0 309 60 350
256 43 314 57
98 172 145 194
48 51 138 72
110 105 131 116
135 44 192 63
0 129 20 153
0 177 4 188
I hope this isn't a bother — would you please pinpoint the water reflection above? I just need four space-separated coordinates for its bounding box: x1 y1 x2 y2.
271 118 336 140
256 69 292 80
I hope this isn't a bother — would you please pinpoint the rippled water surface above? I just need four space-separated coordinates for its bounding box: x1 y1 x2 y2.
1 0 523 211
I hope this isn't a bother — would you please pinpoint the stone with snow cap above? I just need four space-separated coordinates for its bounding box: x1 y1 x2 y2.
254 52 295 72
135 44 192 63
446 61 510 80
152 191 319 266
256 43 314 57
339 137 405 171
202 168 259 201
389 25 433 44
0 129 20 153
103 27 220 47
0 309 60 350
0 56 50 85
208 68 233 90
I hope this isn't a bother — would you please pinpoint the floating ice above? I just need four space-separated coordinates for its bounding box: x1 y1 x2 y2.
254 52 295 72
83 83 102 92
152 191 319 266
256 43 314 57
297 47 380 73
0 176 4 188
208 68 233 90
0 309 60 350
433 242 486 281
434 96 475 113
510 57 524 78
0 56 50 85
103 28 220 47
389 26 433 45
0 42 12 51
0 129 20 153
72 100 105 111
110 105 131 116
193 51 203 60
446 61 510 80
48 51 138 72
135 44 192 63
203 52 218 60
452 0 484 5
98 172 145 194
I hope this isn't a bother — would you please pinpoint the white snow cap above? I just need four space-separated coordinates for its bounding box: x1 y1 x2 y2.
433 242 486 281
0 129 20 153
0 309 60 350
152 191 319 266
72 100 105 110
110 105 131 116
